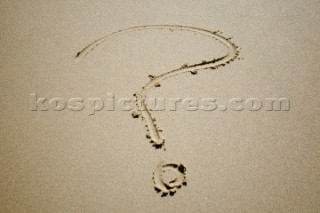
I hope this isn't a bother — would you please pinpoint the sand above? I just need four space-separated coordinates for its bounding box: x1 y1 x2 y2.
0 0 319 212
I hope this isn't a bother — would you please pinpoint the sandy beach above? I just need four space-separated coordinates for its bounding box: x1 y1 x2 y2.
1 1 319 212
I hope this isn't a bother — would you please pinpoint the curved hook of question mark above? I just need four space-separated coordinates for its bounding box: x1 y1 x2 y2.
75 25 240 196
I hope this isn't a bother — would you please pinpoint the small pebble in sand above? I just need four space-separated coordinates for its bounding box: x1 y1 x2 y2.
155 83 161 87
190 70 197 75
131 111 141 118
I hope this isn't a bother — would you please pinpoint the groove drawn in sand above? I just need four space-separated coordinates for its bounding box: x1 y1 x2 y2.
76 25 240 196
153 161 187 197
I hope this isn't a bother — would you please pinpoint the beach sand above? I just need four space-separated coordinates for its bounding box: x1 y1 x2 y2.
0 1 319 212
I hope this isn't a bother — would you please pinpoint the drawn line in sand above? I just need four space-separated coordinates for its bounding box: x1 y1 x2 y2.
76 25 240 196
153 161 187 197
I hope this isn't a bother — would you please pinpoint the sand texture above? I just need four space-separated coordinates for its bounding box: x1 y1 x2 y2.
0 1 319 212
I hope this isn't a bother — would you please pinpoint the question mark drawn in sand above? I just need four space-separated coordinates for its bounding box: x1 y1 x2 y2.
76 25 240 196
